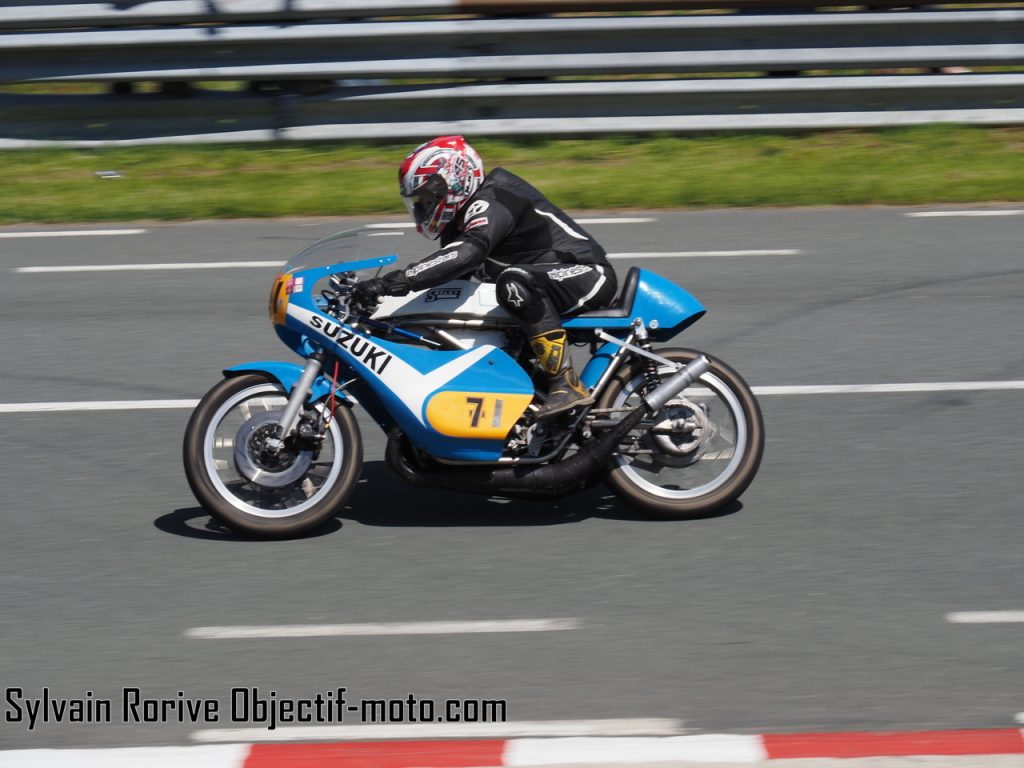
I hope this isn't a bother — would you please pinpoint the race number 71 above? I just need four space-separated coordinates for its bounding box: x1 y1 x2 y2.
466 396 504 429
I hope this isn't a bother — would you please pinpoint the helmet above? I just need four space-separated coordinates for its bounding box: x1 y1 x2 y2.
398 135 485 239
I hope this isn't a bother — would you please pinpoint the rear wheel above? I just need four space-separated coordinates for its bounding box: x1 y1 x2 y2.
598 349 763 519
183 374 362 538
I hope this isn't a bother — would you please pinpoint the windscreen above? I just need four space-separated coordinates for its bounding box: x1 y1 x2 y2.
282 228 406 274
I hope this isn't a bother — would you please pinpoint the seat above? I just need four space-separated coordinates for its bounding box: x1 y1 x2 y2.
571 266 640 319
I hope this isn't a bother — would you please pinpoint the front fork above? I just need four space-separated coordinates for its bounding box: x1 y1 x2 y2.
265 352 324 455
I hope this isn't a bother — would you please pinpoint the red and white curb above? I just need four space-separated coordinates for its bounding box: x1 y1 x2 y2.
2 729 1023 767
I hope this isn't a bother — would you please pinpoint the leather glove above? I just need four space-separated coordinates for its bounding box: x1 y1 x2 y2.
351 270 410 309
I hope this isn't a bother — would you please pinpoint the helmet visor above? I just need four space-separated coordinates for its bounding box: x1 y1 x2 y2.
401 174 448 231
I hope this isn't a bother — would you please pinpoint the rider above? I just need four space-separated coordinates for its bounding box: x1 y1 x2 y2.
354 135 618 419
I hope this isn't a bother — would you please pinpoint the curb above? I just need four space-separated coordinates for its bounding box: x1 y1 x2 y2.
1 729 1022 767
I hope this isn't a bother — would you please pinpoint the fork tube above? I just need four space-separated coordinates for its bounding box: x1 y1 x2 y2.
275 352 324 444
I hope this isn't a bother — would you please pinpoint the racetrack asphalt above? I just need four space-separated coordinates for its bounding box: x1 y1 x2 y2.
0 208 1021 749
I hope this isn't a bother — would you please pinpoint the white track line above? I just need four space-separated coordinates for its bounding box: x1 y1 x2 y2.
907 210 1024 218
610 249 800 258
186 618 580 639
4 381 1024 415
0 744 249 768
0 399 199 413
576 217 657 224
365 222 433 229
15 261 283 273
750 381 1024 395
364 218 656 229
14 251 800 272
945 611 1024 623
0 229 146 238
507 734 765 765
191 718 683 743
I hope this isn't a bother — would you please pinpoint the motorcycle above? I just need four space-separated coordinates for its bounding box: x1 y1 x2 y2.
183 228 764 538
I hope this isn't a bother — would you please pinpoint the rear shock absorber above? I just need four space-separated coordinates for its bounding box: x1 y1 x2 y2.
633 318 662 392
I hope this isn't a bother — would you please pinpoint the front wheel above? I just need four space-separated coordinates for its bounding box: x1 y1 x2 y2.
598 349 764 519
183 374 362 538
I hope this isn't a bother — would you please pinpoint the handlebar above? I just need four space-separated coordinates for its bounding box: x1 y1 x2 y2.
324 271 379 319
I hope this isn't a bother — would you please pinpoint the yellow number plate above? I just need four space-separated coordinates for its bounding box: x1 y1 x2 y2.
425 392 534 439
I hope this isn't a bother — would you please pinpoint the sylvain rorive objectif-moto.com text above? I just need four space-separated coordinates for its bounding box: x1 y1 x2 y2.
3 687 507 731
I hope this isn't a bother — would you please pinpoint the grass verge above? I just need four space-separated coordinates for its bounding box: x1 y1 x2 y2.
1 126 1022 224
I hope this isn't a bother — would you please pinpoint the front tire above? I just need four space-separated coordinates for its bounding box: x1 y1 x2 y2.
598 349 764 519
183 374 362 538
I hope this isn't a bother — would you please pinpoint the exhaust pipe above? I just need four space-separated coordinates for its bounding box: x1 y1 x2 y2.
387 355 712 499
644 355 710 412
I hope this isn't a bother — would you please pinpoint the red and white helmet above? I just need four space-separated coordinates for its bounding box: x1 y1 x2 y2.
398 135 485 239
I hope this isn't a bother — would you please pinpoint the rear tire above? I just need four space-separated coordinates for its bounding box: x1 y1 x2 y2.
183 374 362 538
598 349 764 519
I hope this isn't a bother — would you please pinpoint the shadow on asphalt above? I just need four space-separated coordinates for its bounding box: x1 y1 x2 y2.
343 462 634 527
154 508 342 541
342 461 742 528
157 460 742 538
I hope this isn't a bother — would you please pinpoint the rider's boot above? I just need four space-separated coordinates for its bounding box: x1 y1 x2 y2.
529 329 594 420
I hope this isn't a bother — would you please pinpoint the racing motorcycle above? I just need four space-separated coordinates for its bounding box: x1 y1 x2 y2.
183 228 764 538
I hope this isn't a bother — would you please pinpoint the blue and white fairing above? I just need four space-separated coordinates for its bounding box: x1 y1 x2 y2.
284 303 534 461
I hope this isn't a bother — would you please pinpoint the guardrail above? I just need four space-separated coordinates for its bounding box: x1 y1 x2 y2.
4 12 1024 83
1 2 1022 146
2 0 1009 29
5 74 1023 147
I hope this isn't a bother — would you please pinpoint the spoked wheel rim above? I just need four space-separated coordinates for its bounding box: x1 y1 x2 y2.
612 372 748 500
202 383 345 518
